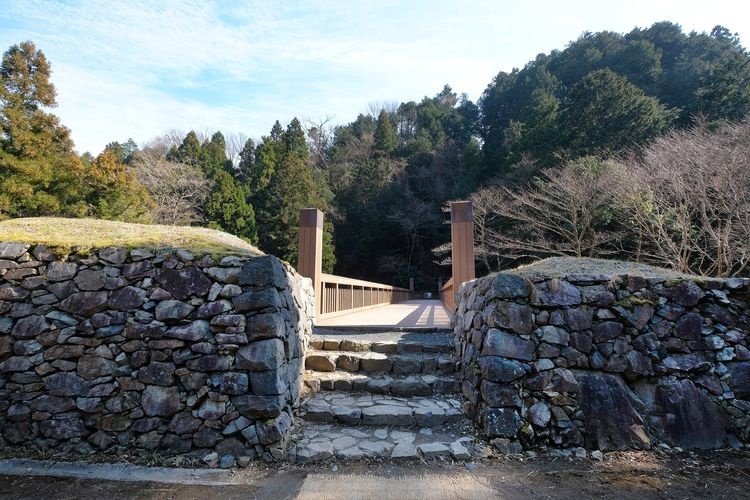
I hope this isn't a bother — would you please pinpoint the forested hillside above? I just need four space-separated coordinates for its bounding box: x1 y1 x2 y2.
2 22 750 286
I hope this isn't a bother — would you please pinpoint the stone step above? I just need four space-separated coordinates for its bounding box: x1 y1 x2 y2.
303 370 461 396
304 350 458 375
291 423 476 463
310 336 453 354
300 392 464 427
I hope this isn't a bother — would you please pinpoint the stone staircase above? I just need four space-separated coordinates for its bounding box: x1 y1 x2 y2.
290 328 477 462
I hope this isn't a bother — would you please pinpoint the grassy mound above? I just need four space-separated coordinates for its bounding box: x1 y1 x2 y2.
0 217 262 257
512 257 700 280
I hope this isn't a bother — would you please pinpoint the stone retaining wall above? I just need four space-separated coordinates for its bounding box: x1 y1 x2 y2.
454 270 750 451
0 242 314 462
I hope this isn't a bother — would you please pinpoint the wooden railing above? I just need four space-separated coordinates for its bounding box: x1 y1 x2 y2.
439 201 476 312
440 277 455 310
319 273 411 319
298 208 412 321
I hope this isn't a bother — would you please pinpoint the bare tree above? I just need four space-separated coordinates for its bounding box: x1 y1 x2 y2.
303 116 335 170
224 132 249 168
625 121 750 277
367 101 399 117
130 150 210 225
479 157 628 262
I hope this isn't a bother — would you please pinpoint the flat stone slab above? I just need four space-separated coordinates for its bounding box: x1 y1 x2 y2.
310 332 454 354
302 393 464 427
305 371 460 397
292 424 476 463
304 350 458 375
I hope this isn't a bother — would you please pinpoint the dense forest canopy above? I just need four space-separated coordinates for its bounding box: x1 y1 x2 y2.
1 22 750 284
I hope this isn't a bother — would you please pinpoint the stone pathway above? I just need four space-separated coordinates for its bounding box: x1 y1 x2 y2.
292 328 478 463
294 424 473 462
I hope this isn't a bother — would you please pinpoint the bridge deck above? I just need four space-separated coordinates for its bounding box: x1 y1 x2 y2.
316 299 452 329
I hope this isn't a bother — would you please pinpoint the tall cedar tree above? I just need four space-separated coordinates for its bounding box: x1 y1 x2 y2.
0 41 150 220
169 131 257 242
250 119 335 271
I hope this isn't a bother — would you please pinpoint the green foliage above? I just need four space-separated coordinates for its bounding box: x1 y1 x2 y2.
250 118 335 267
374 110 398 154
170 130 257 242
0 41 151 221
480 22 750 174
560 69 673 156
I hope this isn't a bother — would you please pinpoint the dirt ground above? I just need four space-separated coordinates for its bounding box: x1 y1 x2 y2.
0 450 748 499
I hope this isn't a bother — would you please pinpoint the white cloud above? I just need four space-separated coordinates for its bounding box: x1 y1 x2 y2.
1 0 747 153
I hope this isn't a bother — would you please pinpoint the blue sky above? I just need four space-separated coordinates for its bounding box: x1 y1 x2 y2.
1 0 748 154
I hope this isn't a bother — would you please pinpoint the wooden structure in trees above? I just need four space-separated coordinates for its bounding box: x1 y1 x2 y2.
298 209 411 321
440 201 476 311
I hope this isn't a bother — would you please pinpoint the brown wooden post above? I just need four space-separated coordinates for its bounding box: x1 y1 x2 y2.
298 208 323 319
451 201 476 300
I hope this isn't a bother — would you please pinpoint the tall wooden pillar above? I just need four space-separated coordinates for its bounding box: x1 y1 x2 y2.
298 208 323 318
451 201 475 296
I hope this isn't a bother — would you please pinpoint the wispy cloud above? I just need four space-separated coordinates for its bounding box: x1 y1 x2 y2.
0 0 747 153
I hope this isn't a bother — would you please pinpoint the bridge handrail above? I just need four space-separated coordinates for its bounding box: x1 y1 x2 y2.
321 273 410 292
318 273 412 319
440 277 455 310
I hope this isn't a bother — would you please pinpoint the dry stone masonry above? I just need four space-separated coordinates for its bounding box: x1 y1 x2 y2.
0 241 314 463
454 269 750 452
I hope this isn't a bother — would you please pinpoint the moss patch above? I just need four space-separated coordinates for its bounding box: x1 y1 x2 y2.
511 257 702 281
0 217 263 257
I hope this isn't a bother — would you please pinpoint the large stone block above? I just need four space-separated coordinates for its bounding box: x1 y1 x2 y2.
478 356 527 382
482 407 522 438
108 286 147 310
481 328 535 361
141 385 182 417
652 379 728 449
494 302 533 335
727 361 750 399
138 362 176 386
237 256 287 289
46 261 77 282
210 372 249 395
534 280 581 306
249 368 287 395
236 338 285 371
256 412 292 445
77 355 118 380
232 394 286 419
245 313 285 340
166 320 209 341
155 300 193 321
481 380 522 408
59 291 109 317
45 372 90 396
155 267 212 300
0 242 30 259
576 372 651 450
232 288 282 313
11 315 50 338
489 273 530 300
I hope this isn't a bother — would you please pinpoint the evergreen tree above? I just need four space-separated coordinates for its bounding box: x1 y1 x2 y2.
0 41 85 217
85 150 152 221
251 119 335 270
0 41 151 220
374 110 397 154
170 130 257 242
560 69 673 156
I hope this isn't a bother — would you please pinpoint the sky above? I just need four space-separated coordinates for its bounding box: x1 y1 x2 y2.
1 0 748 155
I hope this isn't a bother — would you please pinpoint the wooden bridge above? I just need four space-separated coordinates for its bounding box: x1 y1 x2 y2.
297 201 475 329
